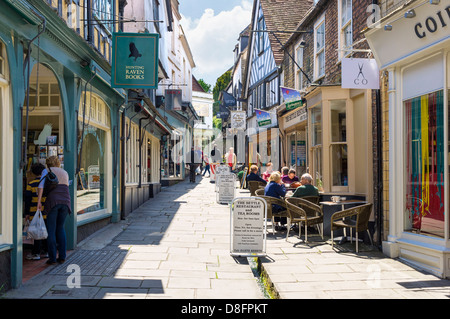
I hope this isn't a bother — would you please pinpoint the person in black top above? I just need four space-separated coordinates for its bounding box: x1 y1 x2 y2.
246 165 267 185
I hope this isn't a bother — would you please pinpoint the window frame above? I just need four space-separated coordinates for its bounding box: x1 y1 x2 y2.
338 0 353 59
314 15 326 80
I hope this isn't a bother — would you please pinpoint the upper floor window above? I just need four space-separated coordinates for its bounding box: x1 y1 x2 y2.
93 0 114 33
314 17 325 79
258 17 265 54
0 41 5 78
339 0 353 58
295 42 304 90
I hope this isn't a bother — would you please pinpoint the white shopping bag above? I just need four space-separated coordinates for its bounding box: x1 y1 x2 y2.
27 210 48 240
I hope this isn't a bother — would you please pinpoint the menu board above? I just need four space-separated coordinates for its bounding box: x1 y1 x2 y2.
217 173 235 204
230 197 267 257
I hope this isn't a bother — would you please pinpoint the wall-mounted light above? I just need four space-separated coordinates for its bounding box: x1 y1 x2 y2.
429 0 440 4
384 24 393 31
299 40 306 47
405 9 416 18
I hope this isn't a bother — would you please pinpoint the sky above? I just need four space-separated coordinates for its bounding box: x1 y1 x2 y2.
178 0 253 89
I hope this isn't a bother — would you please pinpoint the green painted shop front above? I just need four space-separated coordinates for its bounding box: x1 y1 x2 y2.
0 0 124 289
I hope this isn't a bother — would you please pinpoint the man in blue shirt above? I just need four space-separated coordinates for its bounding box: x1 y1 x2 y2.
246 165 267 185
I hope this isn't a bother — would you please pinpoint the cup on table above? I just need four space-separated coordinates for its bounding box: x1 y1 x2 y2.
331 196 341 203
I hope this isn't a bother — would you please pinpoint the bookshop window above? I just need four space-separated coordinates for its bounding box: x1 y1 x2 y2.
404 90 444 238
77 94 109 215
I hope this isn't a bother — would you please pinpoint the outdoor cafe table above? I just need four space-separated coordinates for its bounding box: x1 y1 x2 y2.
319 199 368 243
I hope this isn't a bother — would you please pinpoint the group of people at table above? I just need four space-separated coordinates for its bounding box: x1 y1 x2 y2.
246 164 319 230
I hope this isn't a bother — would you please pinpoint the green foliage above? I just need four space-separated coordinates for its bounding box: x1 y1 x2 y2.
213 116 222 131
197 78 211 93
213 70 231 102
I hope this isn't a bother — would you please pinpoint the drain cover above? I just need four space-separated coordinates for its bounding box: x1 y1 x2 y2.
47 250 128 276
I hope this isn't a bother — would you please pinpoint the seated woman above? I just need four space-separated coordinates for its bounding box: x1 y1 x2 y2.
264 172 287 227
246 165 267 184
262 162 273 182
282 169 299 185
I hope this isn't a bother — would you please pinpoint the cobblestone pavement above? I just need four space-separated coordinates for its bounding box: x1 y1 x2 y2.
3 176 450 300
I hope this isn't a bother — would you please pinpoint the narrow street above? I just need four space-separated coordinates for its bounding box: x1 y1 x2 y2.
4 177 265 299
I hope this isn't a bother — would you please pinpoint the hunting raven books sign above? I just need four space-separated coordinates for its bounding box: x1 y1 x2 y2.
111 33 159 89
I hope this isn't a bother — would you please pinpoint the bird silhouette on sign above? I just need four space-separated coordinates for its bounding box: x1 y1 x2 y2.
129 42 142 61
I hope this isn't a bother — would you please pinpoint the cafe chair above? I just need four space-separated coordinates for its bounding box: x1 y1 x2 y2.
330 203 373 253
257 195 289 235
285 197 324 243
255 188 265 196
248 181 266 196
300 196 320 205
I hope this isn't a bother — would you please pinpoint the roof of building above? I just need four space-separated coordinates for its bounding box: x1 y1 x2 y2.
192 75 206 93
260 0 314 65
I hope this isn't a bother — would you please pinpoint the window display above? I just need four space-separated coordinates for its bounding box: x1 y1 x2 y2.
404 90 444 238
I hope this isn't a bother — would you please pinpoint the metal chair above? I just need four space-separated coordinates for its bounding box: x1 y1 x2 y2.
248 181 266 196
285 197 324 242
330 203 373 253
257 195 289 235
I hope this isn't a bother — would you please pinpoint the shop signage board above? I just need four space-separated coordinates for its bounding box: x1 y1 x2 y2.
231 111 246 130
111 32 159 89
281 87 303 111
284 106 307 128
215 164 231 191
255 109 272 127
230 197 267 257
217 173 236 205
341 58 380 90
165 89 183 111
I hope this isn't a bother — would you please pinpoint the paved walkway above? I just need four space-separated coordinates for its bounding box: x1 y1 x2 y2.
4 177 264 299
3 177 450 300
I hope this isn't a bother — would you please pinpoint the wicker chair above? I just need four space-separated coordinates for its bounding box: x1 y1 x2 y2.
300 196 320 204
285 197 324 242
330 203 373 253
257 195 289 234
248 181 266 196
255 188 265 196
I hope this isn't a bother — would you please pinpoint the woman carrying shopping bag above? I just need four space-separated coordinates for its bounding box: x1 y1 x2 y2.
37 156 72 265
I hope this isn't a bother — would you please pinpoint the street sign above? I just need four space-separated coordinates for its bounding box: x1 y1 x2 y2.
111 32 159 89
230 197 267 257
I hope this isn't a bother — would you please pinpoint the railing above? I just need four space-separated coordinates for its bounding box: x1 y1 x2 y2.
377 0 416 19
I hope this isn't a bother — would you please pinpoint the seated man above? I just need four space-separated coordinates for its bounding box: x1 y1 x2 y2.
264 172 287 227
282 169 299 185
292 173 319 198
246 165 267 185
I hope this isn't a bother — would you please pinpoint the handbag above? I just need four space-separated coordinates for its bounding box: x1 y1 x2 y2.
22 218 34 245
27 210 48 240
41 166 59 197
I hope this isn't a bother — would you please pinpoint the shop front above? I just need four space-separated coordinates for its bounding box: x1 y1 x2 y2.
365 0 450 278
305 86 373 197
280 105 308 178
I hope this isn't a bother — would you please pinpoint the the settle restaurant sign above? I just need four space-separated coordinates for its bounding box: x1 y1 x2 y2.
111 33 159 89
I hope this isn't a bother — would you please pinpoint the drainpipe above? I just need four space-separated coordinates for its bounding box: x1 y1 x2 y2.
138 112 151 188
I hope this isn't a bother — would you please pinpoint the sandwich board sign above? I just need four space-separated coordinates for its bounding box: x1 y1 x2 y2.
217 173 236 204
111 32 159 89
230 197 267 257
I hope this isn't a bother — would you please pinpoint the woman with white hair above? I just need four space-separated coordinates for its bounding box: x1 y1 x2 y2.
292 173 319 198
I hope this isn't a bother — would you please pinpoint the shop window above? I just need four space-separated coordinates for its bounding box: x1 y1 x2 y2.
77 93 109 215
330 100 347 186
404 90 444 238
29 82 61 110
311 105 323 191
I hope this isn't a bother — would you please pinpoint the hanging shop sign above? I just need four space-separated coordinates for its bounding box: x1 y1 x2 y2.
111 32 159 89
341 58 380 90
281 87 304 111
165 89 183 111
231 111 246 130
230 197 267 257
255 109 272 127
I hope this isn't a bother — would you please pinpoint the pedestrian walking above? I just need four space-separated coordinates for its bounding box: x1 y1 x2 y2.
37 156 72 265
202 154 211 177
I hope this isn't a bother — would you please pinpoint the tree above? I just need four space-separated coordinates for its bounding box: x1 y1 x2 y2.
197 79 211 93
212 70 231 114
